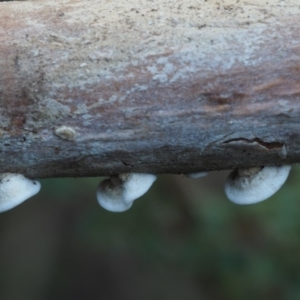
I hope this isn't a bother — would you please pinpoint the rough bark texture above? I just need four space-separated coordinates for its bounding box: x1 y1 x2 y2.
0 0 300 178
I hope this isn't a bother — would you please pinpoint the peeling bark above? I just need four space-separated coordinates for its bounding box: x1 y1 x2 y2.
0 0 300 178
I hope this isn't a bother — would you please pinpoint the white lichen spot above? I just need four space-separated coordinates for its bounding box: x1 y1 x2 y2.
45 99 71 116
109 95 118 102
83 121 92 127
278 99 289 107
147 65 158 74
152 73 168 83
74 103 89 115
55 126 77 141
136 84 148 91
32 50 39 57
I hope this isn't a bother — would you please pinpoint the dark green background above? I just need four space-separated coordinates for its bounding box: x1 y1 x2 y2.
0 166 299 300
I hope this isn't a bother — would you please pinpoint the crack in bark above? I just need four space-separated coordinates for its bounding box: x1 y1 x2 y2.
223 138 285 151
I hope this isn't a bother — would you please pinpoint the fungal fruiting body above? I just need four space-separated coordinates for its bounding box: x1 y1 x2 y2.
0 173 41 212
224 165 291 205
97 173 157 212
54 126 76 141
186 172 208 179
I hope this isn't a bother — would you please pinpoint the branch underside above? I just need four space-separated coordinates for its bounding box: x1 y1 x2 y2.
0 0 300 178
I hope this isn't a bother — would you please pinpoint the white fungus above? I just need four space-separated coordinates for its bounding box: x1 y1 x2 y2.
54 126 77 141
0 173 41 212
224 165 291 205
97 173 157 212
186 172 208 179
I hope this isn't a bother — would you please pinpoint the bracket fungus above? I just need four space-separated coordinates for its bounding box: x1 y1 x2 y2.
96 173 157 212
0 173 41 212
224 165 292 205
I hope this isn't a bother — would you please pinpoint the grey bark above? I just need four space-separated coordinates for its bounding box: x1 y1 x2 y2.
0 0 300 178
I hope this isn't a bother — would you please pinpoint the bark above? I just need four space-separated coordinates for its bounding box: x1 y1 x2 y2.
0 0 300 178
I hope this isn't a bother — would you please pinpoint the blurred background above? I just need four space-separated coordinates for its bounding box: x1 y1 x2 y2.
0 166 300 300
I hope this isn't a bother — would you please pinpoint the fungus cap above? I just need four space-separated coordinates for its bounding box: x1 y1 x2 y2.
97 173 157 212
0 173 41 212
224 165 291 205
96 177 131 212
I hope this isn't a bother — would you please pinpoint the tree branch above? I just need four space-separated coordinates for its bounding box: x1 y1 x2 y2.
0 0 300 178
